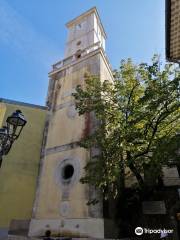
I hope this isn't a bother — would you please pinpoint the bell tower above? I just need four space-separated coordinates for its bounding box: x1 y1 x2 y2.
29 7 113 238
65 7 106 58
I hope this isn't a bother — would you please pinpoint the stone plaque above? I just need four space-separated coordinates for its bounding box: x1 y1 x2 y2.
142 201 166 214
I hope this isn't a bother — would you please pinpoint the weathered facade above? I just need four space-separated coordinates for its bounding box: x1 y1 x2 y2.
166 0 180 62
29 7 114 238
0 99 47 238
1 6 180 239
164 3 180 238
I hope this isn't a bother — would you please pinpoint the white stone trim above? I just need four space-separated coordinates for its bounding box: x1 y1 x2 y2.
28 218 104 238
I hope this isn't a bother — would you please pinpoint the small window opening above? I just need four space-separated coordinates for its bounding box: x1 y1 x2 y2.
77 41 81 46
62 164 74 180
76 53 81 59
75 50 81 59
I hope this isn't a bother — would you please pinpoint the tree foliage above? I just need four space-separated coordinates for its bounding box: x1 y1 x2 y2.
73 56 180 200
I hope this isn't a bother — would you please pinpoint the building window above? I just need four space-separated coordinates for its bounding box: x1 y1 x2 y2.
55 158 80 188
62 164 74 180
75 49 81 59
77 41 81 46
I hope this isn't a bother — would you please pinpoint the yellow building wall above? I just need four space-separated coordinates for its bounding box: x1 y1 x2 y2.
0 101 46 229
0 103 6 127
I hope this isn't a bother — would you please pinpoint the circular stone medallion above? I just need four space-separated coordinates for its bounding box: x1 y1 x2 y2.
54 158 80 188
60 201 70 217
66 105 77 119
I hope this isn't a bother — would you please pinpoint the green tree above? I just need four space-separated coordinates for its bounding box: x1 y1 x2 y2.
73 56 180 200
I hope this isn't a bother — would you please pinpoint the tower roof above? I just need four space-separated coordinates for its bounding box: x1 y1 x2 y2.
66 7 107 39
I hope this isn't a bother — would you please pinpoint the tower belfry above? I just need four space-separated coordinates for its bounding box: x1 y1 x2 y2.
65 7 106 58
29 7 113 238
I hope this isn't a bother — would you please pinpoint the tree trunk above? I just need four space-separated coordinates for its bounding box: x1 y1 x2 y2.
127 152 144 188
128 162 144 187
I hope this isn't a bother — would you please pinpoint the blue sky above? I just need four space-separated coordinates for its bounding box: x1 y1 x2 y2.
0 0 165 106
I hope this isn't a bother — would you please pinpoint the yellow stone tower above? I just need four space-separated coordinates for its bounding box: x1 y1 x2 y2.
29 7 113 238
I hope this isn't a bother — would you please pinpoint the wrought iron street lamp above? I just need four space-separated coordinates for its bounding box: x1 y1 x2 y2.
0 110 27 168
